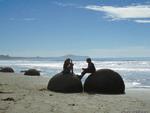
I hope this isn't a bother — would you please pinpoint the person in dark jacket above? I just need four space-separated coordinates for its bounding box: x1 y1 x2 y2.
78 58 96 79
62 58 74 74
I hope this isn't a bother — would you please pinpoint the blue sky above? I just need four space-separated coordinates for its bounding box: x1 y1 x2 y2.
0 0 150 57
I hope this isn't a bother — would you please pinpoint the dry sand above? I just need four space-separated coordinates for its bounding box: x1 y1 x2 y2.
0 72 150 113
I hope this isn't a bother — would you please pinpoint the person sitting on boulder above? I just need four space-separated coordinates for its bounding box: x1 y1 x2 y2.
78 58 96 79
62 58 74 74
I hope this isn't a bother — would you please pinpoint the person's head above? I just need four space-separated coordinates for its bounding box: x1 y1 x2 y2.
86 58 91 63
65 58 71 64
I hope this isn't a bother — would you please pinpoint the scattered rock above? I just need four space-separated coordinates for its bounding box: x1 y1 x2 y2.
84 69 125 94
39 88 47 91
49 94 53 96
24 69 40 76
68 104 76 106
0 84 8 86
1 97 15 102
0 91 13 94
0 67 14 73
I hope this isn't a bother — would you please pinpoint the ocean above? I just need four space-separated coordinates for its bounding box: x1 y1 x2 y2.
0 59 150 89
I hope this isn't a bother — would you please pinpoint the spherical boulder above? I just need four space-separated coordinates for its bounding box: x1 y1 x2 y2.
24 69 40 76
0 67 14 73
47 72 83 93
84 69 125 94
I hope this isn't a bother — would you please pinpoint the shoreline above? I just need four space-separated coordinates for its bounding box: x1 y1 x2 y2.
0 72 150 113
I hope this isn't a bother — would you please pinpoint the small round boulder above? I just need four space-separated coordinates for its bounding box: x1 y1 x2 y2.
0 67 14 73
84 69 125 94
24 69 40 76
47 72 83 93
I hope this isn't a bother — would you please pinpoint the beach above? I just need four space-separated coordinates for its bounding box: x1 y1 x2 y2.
0 72 150 113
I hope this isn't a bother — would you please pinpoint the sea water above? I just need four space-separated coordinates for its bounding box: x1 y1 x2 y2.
0 59 150 89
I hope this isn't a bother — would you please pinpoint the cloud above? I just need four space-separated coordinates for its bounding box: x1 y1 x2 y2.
52 2 150 23
9 18 36 21
134 19 150 23
53 1 80 8
85 5 150 23
23 18 36 21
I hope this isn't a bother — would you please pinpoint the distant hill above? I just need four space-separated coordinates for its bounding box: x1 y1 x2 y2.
0 55 11 59
57 54 89 60
1 54 150 61
0 55 40 60
0 54 89 61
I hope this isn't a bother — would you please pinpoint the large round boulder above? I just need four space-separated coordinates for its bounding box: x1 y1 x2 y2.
47 72 83 93
0 67 14 73
84 69 125 94
24 69 40 76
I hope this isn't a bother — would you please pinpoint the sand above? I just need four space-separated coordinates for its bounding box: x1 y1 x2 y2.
0 72 150 113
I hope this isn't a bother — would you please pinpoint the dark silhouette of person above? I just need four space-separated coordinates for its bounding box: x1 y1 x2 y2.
62 58 74 74
78 58 96 79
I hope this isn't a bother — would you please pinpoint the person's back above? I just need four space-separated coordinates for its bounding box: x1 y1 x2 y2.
62 58 74 74
87 61 96 73
78 58 96 79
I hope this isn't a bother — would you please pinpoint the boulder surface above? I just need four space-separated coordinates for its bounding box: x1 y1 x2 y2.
84 69 125 94
47 72 83 93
